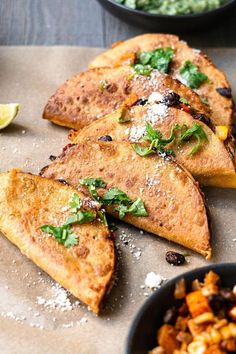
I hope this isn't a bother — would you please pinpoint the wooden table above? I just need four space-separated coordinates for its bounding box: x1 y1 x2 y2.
1 0 236 48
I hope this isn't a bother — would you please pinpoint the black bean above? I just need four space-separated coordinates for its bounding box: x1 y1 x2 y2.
165 251 185 266
163 307 178 325
135 98 148 106
208 294 225 313
161 92 180 107
49 155 57 161
98 135 113 142
57 179 69 186
216 87 232 98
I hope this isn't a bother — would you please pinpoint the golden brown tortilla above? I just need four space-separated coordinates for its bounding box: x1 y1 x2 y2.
0 170 115 314
41 142 211 258
43 65 210 130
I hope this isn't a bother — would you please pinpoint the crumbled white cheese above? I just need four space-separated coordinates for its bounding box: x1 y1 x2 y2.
148 92 163 103
145 272 164 289
145 103 168 125
125 125 146 142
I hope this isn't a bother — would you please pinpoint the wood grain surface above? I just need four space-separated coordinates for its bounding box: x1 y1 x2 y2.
1 0 236 48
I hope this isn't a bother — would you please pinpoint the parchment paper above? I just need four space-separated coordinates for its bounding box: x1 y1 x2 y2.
0 46 235 354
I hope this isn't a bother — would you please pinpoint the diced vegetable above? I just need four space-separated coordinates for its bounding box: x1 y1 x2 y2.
186 290 212 317
215 126 229 141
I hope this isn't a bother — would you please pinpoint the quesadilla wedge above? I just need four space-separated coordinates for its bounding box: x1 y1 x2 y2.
43 65 210 130
0 170 115 314
72 99 236 187
41 141 211 258
89 34 234 127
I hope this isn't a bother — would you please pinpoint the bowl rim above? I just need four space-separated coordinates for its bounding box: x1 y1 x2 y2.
104 0 236 19
126 262 236 354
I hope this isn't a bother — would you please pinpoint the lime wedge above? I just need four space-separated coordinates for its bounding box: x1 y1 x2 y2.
0 103 19 130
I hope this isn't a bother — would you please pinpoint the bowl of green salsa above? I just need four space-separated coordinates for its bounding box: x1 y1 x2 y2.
96 0 236 31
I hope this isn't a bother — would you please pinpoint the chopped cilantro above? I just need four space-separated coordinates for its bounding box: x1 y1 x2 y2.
79 177 106 188
179 61 208 89
132 144 153 157
102 188 132 205
103 188 148 219
65 210 95 225
126 198 148 217
40 224 78 248
179 122 208 155
133 47 174 76
179 97 189 104
133 64 153 76
132 122 207 157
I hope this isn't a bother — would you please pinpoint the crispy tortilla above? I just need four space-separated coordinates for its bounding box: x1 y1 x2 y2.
90 34 234 127
0 170 115 314
43 65 210 130
41 142 211 258
73 103 235 186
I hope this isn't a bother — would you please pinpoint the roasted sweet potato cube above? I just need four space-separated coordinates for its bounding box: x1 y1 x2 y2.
186 290 212 317
187 318 207 336
158 324 180 354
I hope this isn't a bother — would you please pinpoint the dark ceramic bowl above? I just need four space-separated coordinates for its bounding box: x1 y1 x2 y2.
97 0 236 32
126 262 236 354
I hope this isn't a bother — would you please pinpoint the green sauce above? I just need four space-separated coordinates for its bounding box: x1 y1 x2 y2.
116 0 229 15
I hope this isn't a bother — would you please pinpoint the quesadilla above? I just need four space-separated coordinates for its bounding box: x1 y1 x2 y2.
41 141 211 258
43 65 210 130
73 99 235 187
90 33 234 127
0 170 115 314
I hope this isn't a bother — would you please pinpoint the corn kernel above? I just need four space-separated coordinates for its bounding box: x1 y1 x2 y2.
187 341 207 354
220 325 232 339
229 306 236 321
194 312 215 324
214 319 228 329
229 323 236 338
215 126 229 141
210 328 221 344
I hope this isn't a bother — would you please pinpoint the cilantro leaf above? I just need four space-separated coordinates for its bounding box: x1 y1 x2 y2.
133 64 153 76
143 122 162 142
133 47 174 76
65 210 95 225
132 144 153 157
102 188 132 205
149 47 174 73
179 122 208 155
79 177 106 188
179 97 189 104
127 198 148 217
69 193 81 212
179 61 208 89
139 51 152 65
115 204 129 219
40 224 78 248
115 198 148 219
